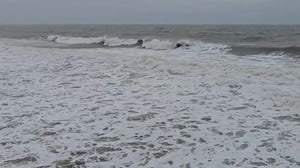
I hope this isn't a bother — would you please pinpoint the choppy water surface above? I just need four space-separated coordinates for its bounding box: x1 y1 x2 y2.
0 25 300 167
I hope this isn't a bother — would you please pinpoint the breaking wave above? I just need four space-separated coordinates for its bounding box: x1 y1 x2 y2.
44 35 299 58
45 35 230 54
46 35 137 46
45 35 192 50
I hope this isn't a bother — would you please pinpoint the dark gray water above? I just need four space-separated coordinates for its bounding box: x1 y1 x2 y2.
0 25 300 57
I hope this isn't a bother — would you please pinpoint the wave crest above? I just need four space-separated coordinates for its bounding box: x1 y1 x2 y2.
44 35 230 54
46 35 138 47
45 35 195 50
142 39 175 50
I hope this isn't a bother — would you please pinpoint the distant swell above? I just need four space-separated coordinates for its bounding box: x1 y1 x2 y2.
229 46 300 58
242 36 265 42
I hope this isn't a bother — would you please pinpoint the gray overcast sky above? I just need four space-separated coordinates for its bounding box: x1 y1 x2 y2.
0 0 299 24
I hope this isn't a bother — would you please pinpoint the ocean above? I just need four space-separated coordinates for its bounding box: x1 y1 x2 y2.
0 25 299 167
1 25 300 57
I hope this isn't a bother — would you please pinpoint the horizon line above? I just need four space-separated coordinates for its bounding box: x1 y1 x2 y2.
1 23 300 26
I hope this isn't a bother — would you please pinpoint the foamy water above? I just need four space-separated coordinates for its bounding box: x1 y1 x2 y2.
0 35 300 168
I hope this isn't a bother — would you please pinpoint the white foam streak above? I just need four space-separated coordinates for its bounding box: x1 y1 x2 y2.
142 39 175 50
46 35 103 44
103 37 137 47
